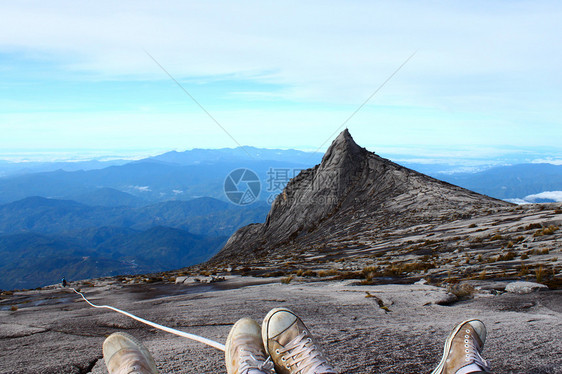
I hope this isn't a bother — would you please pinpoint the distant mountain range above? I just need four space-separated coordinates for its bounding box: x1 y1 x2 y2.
148 146 323 165
0 226 225 291
0 147 560 206
433 163 562 200
0 147 322 177
0 147 321 290
69 187 148 207
0 196 268 237
0 150 320 205
0 158 129 177
0 196 268 290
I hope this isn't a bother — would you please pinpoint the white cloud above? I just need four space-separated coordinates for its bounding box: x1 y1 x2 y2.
508 190 562 204
532 158 562 165
130 185 151 192
524 191 562 202
504 198 530 205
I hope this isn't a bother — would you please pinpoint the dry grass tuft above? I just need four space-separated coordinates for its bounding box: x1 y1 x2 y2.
317 269 341 277
281 275 294 284
490 233 503 241
535 265 544 283
533 225 559 237
518 263 529 276
497 251 516 261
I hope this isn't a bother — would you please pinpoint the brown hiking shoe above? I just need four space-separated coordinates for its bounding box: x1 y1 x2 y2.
431 319 492 374
226 317 274 374
103 332 159 374
262 308 336 374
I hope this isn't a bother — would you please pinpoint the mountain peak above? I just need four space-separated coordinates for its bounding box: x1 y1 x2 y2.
321 129 365 166
211 131 511 264
334 128 355 145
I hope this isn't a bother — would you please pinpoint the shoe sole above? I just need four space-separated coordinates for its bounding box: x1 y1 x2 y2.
430 319 485 374
103 332 159 374
261 307 296 355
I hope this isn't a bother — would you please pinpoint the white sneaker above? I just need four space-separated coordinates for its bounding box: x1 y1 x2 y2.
431 319 492 374
226 317 274 374
103 332 159 374
262 308 336 374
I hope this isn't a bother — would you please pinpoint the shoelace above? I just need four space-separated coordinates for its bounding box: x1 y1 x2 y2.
121 363 152 374
463 329 491 372
277 331 336 374
238 351 274 374
236 337 274 374
111 350 154 374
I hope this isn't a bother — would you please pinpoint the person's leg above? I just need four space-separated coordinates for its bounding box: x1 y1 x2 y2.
103 332 159 374
225 317 273 374
262 308 336 374
431 319 492 374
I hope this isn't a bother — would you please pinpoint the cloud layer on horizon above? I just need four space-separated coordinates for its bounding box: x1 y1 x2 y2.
506 190 562 204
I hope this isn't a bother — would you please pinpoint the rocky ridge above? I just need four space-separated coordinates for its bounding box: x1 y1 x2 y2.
206 131 562 285
215 130 511 262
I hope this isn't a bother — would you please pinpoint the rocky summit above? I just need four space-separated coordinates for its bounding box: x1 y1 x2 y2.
212 132 507 262
207 130 561 285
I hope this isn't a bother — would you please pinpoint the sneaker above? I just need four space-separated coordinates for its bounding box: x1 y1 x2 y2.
262 308 336 374
103 332 159 374
431 319 492 374
226 317 274 374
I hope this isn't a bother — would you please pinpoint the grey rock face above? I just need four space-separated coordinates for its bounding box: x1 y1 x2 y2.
211 129 511 264
505 281 549 294
2 279 561 373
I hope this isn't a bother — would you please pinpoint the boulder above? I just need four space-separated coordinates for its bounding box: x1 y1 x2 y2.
435 292 459 306
505 281 548 294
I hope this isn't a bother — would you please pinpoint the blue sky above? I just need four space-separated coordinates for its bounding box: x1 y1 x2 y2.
1 1 561 163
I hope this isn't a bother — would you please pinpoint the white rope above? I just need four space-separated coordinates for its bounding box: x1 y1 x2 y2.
70 288 226 352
